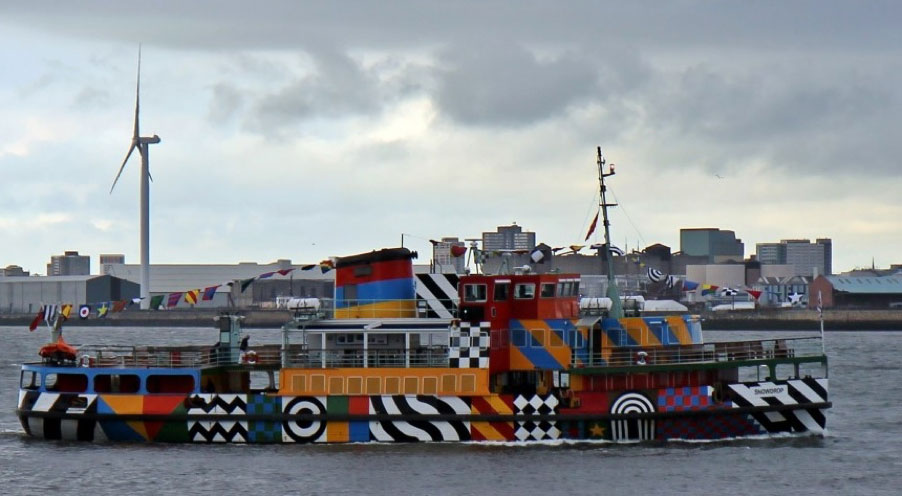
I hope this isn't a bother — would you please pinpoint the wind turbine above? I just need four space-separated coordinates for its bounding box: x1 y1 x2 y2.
110 46 160 310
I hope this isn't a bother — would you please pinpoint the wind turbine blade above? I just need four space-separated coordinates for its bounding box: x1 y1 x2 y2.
133 45 141 139
110 144 136 194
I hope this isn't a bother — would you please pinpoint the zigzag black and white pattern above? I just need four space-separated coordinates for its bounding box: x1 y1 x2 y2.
187 394 248 443
728 378 828 434
18 391 102 441
513 394 560 441
448 322 490 368
370 395 471 442
186 394 248 414
415 273 459 318
188 420 249 443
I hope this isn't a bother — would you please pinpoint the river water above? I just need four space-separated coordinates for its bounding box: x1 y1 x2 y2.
1 326 900 495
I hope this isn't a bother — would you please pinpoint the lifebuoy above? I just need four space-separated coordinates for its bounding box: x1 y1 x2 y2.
78 354 95 368
635 350 648 365
243 350 258 364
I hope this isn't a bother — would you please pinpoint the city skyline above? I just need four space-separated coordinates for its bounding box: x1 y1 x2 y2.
1 3 899 275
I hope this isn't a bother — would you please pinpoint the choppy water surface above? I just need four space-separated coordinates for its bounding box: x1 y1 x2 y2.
1 326 900 495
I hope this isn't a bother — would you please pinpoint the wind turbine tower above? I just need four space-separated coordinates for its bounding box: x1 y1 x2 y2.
110 47 160 310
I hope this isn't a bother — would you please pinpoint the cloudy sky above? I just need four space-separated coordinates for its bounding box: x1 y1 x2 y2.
1 1 899 275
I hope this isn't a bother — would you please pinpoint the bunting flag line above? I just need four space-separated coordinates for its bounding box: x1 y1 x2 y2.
112 300 128 312
28 308 43 331
608 245 625 256
682 280 700 291
584 211 599 241
569 244 585 253
665 275 681 289
530 248 544 263
185 289 200 305
43 304 59 330
78 305 91 319
60 304 72 320
131 297 143 305
721 287 739 296
700 284 719 296
240 278 256 293
167 292 183 308
747 289 762 300
647 267 665 283
150 295 165 310
258 271 276 279
202 286 218 301
96 303 109 318
277 268 295 276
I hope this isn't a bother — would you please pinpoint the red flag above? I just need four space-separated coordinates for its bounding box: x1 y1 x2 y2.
450 245 467 257
28 309 43 331
747 290 762 300
584 211 599 241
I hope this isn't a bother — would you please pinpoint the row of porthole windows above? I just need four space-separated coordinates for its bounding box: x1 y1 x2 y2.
19 370 196 394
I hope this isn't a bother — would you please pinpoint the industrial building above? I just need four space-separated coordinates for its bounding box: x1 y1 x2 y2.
0 275 139 314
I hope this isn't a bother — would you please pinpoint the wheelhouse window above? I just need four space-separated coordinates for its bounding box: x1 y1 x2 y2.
514 283 536 299
493 282 510 301
557 281 578 297
20 370 40 390
464 283 488 302
94 374 141 393
540 283 556 298
146 375 196 394
44 373 88 393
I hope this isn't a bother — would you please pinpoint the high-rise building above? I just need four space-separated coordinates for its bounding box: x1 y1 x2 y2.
482 224 536 252
679 228 744 263
46 251 90 276
754 238 832 276
432 237 466 273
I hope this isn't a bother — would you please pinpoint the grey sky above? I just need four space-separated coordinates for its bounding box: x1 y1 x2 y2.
1 1 899 275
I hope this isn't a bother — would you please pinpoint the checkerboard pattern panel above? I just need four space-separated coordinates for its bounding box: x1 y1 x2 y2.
658 386 712 412
449 321 490 368
246 395 282 443
513 394 560 441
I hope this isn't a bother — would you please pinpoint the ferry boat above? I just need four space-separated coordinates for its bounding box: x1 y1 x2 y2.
16 150 830 444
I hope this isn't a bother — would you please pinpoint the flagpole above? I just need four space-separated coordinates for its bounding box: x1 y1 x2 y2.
818 290 825 354
596 146 623 319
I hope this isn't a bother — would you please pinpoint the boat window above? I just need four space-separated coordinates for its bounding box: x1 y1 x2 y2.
493 282 510 301
540 283 556 298
557 281 578 297
44 373 88 393
514 283 536 299
774 363 796 380
20 370 40 390
146 375 196 394
463 284 488 302
94 374 141 393
512 329 527 347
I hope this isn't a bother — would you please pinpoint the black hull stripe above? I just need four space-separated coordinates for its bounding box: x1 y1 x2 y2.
17 401 831 423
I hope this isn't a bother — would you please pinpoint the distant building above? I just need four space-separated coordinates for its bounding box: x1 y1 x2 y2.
482 224 536 252
0 275 139 313
47 251 90 276
102 259 333 308
680 228 744 263
1 265 29 277
809 274 902 309
432 237 466 274
99 254 126 274
755 238 832 276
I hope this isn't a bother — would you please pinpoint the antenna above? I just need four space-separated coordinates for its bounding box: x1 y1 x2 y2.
110 45 161 310
597 146 623 319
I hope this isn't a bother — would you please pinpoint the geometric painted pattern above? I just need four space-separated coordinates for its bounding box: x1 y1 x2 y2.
610 391 656 442
281 396 327 443
470 395 515 441
513 394 560 441
186 394 248 443
657 386 713 412
449 322 490 368
728 378 828 435
246 395 282 443
370 395 471 442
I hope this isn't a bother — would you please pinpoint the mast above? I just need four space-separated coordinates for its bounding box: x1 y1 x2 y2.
596 146 623 319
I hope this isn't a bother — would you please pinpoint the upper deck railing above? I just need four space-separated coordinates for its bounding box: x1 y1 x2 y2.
56 336 824 371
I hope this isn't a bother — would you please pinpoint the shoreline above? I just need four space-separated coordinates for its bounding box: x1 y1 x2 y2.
1 308 900 331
